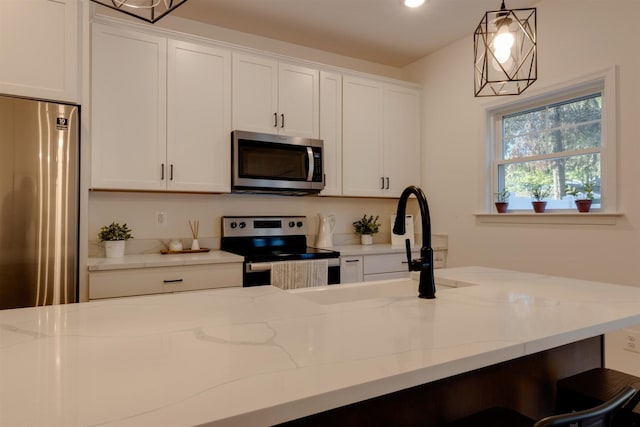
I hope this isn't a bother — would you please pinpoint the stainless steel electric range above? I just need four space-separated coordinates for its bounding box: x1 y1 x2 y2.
220 216 341 287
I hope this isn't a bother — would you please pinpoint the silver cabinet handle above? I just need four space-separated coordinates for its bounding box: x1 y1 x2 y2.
386 177 390 189
274 112 278 127
281 113 285 128
380 177 385 189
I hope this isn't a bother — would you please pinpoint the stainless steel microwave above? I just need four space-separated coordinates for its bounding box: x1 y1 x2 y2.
231 130 324 195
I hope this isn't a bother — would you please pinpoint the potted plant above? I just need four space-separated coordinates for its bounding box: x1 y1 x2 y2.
98 222 133 258
353 214 381 245
530 185 550 213
494 188 510 213
566 181 595 213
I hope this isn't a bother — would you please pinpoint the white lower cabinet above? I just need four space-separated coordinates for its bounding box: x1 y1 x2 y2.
89 263 242 300
363 252 419 282
340 256 363 284
340 250 446 284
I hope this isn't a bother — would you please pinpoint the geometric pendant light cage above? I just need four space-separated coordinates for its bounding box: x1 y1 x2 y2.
474 1 537 97
89 0 189 24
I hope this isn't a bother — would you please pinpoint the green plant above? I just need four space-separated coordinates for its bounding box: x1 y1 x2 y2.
566 181 594 200
530 185 550 201
98 222 133 241
352 214 381 235
494 188 510 203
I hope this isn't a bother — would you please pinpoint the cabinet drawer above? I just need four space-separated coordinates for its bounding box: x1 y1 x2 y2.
89 263 242 300
364 271 411 282
363 252 418 275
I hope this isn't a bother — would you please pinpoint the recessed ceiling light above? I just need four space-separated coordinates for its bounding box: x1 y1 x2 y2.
404 0 425 7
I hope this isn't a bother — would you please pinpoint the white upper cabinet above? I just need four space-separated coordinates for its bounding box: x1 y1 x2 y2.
92 24 167 191
0 0 78 103
342 75 420 197
232 53 319 138
342 76 384 197
382 84 421 195
91 24 231 192
319 71 342 196
167 40 231 192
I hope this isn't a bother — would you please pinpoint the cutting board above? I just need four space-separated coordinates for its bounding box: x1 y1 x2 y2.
390 214 414 248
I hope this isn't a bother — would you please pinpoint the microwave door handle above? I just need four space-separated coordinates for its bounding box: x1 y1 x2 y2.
306 147 314 181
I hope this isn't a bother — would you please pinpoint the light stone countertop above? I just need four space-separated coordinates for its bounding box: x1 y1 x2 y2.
1 266 640 427
87 250 244 271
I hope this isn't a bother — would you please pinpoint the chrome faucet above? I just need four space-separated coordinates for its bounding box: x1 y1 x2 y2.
393 185 436 299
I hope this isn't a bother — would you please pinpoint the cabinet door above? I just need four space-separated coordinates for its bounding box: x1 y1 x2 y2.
232 53 278 134
167 40 231 192
319 71 342 196
278 62 319 138
342 75 384 197
91 24 167 190
0 0 78 103
340 256 363 284
383 85 421 194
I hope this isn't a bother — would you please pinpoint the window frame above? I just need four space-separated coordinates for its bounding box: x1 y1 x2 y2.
485 67 617 215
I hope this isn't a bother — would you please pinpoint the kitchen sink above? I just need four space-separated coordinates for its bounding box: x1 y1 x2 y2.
288 277 471 305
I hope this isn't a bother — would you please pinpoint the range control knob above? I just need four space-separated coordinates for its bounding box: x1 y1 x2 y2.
296 221 303 228
288 221 295 228
230 222 237 229
239 222 246 229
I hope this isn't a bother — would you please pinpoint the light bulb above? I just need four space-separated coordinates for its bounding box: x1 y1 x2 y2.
404 0 425 8
492 25 514 64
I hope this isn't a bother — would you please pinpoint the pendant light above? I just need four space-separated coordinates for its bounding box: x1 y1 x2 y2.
89 0 189 24
474 0 537 97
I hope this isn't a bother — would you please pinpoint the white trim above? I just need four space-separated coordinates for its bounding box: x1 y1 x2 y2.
475 212 623 226
484 66 617 214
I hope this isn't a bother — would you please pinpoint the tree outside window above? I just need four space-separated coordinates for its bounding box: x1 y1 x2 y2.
495 93 602 211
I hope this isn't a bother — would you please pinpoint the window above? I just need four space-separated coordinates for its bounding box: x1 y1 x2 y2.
489 70 616 213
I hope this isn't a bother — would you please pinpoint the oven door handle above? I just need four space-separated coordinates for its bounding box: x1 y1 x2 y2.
248 259 340 271
306 146 314 182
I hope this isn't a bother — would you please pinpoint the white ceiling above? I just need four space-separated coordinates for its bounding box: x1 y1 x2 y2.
172 0 538 67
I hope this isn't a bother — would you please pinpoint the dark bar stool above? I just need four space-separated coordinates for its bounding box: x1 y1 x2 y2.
556 368 640 426
447 385 637 427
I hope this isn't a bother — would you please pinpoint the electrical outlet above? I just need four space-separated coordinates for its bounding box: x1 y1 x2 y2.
156 211 168 227
623 329 640 354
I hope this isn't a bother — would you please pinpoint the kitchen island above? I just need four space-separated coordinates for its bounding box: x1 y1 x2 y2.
1 266 640 426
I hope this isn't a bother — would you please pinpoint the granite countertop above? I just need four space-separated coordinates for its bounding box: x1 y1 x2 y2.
2 266 640 426
87 250 244 271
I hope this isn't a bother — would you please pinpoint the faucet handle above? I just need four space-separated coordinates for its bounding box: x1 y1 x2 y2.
404 238 412 271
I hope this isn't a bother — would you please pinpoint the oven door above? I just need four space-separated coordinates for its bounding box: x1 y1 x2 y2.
243 259 340 287
232 130 324 194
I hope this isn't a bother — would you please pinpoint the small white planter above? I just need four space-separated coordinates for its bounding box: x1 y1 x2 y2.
104 240 126 258
360 234 373 245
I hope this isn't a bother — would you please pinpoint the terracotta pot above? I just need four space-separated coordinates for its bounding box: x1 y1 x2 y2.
495 202 509 214
532 201 547 213
575 199 593 213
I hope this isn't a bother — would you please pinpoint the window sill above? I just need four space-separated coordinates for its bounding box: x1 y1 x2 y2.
474 212 624 225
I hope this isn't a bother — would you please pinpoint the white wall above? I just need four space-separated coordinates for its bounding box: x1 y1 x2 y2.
403 0 640 374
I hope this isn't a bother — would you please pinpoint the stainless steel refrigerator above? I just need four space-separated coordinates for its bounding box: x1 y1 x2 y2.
0 95 79 309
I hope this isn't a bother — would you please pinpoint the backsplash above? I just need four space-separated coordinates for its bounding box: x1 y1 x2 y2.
88 190 446 258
